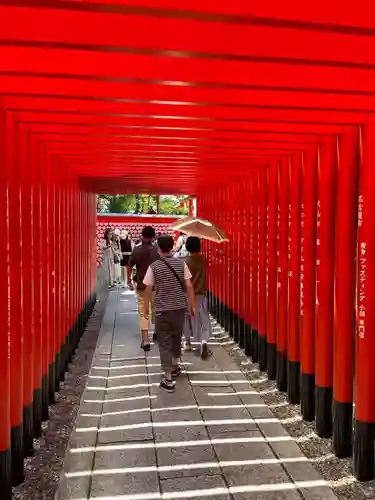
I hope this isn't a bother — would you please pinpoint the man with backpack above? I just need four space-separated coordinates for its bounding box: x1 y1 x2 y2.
143 235 196 392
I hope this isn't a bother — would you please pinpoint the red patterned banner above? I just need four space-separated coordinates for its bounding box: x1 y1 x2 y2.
96 214 180 266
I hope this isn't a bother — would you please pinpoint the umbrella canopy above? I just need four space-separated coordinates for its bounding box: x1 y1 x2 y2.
170 217 228 243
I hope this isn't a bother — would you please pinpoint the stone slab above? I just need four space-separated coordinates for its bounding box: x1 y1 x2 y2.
161 474 230 500
90 471 159 497
157 443 219 480
213 430 275 462
154 423 209 443
94 448 156 470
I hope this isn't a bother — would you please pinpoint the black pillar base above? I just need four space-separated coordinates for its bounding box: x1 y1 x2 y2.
11 424 24 486
315 386 333 438
67 329 74 365
219 301 225 327
333 400 353 458
239 318 245 349
227 309 234 337
62 335 70 376
244 324 252 357
74 315 81 347
33 387 42 438
287 361 300 405
258 335 267 372
23 403 34 457
276 351 287 392
48 361 56 405
301 373 315 422
41 373 49 422
251 328 259 363
213 296 219 318
223 304 229 332
216 298 221 324
353 420 375 482
0 448 12 500
233 312 239 343
267 342 277 380
55 351 61 392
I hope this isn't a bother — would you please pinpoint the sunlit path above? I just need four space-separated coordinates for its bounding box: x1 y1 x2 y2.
57 289 337 500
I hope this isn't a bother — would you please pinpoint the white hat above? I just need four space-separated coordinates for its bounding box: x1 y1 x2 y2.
114 228 120 235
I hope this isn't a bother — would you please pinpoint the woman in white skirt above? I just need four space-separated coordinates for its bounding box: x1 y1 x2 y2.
101 228 115 288
111 229 122 285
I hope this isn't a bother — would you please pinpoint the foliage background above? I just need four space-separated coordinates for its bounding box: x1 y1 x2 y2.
97 194 189 215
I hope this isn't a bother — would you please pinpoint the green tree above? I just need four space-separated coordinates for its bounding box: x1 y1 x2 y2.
97 194 189 215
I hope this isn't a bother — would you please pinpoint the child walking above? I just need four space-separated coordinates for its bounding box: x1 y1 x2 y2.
184 236 211 359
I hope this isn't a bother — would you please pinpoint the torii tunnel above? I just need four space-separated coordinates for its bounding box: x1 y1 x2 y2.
1 1 375 496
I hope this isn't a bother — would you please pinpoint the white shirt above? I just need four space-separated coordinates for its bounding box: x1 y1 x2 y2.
143 262 192 287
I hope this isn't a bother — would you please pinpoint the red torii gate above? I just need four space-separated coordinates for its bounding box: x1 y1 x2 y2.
0 1 374 496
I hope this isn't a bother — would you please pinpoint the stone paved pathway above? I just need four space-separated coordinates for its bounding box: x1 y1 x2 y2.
57 289 338 500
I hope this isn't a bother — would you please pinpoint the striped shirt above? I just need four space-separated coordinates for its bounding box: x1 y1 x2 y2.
143 255 192 312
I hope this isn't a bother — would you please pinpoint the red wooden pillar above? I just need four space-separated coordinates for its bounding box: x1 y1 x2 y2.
60 171 68 374
354 124 375 480
30 136 43 438
333 129 358 457
7 114 25 484
0 110 12 498
233 180 241 343
67 178 74 359
225 184 231 333
220 186 227 331
287 153 302 404
208 193 214 313
208 191 215 315
244 176 252 356
228 183 235 336
277 158 289 391
46 155 56 405
237 181 245 347
19 125 34 457
258 167 268 371
251 170 259 362
239 181 247 348
216 187 226 327
217 188 224 326
73 185 79 347
266 162 278 380
188 199 193 217
77 189 82 337
54 165 62 384
39 145 50 420
83 192 87 323
300 146 318 422
211 190 218 317
315 136 337 439
238 177 247 349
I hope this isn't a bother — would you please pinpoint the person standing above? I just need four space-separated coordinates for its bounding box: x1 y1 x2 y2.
183 236 211 359
143 235 196 392
127 226 159 351
100 228 114 288
111 229 122 285
173 232 188 258
120 229 134 285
